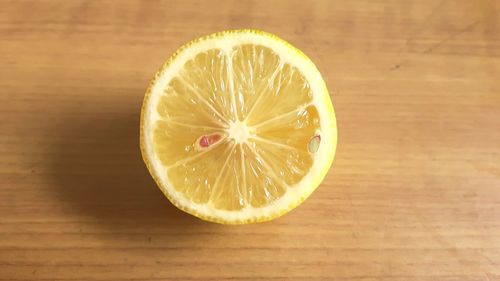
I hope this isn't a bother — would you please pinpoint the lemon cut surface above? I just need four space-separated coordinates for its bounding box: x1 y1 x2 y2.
141 30 337 224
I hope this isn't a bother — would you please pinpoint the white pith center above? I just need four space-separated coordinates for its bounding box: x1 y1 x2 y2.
228 121 250 144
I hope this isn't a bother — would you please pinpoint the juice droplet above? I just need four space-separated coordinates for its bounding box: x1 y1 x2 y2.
308 135 321 153
199 133 221 148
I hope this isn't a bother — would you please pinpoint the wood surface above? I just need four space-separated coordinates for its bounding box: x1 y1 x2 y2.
1 0 500 280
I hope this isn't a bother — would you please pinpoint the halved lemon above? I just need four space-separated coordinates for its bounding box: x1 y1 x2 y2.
140 29 337 224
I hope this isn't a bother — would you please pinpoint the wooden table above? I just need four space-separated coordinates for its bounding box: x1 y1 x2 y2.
1 0 500 280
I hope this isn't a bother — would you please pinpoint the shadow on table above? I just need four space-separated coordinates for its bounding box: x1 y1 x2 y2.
48 104 215 244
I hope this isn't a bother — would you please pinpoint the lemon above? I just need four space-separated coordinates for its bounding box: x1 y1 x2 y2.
140 29 337 224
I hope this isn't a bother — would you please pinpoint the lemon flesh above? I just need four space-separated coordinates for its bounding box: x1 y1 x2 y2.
141 30 337 224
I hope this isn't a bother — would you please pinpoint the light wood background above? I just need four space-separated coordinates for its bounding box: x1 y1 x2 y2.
1 0 500 280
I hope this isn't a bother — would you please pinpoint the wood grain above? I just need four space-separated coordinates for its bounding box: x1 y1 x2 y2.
1 0 500 280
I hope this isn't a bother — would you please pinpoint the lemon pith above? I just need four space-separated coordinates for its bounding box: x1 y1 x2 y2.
140 29 337 224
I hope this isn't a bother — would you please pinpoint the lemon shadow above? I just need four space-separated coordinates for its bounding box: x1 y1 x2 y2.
48 105 214 243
